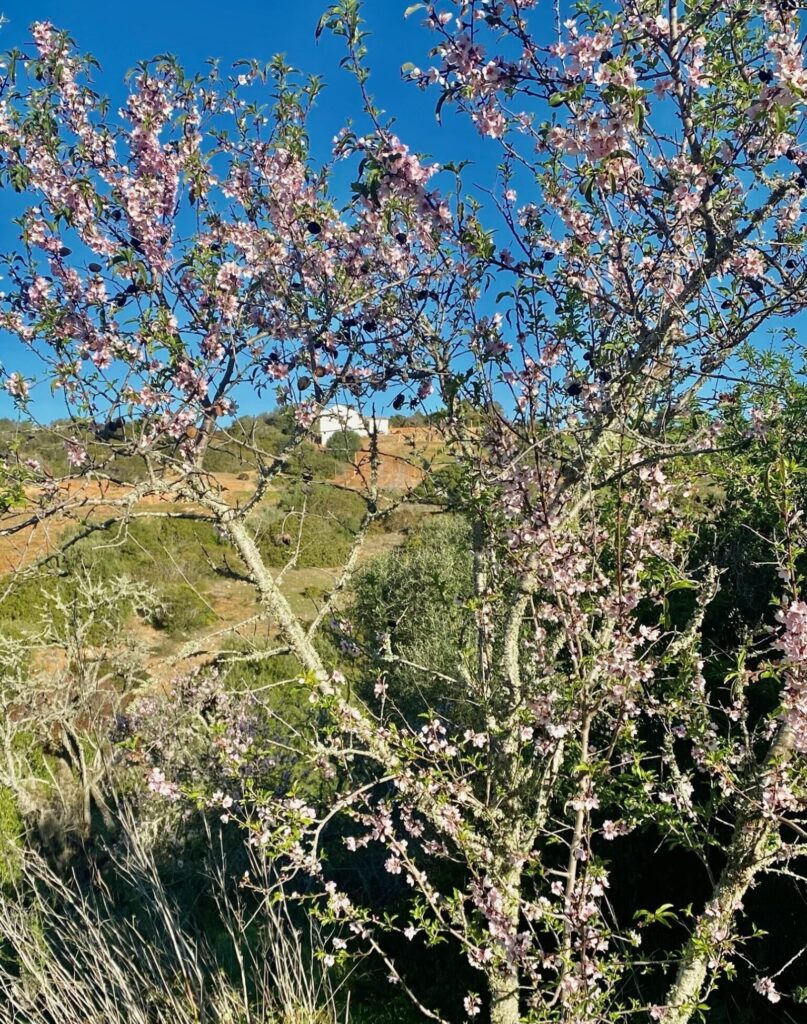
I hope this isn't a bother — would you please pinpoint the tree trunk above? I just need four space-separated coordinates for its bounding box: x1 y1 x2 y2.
219 513 326 676
662 724 793 1022
662 810 778 1023
485 855 523 1024
489 966 521 1024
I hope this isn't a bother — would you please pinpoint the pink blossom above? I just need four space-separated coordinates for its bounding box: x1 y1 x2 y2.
474 103 506 139
5 373 29 400
65 439 88 468
463 993 482 1017
776 601 807 662
754 977 781 1004
146 767 181 801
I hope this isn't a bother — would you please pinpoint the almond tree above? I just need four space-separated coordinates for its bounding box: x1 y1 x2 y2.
1 3 807 1023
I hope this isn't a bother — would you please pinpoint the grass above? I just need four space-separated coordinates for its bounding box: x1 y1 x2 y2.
0 785 23 884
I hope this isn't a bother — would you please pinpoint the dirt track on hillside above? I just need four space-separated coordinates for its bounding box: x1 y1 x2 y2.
0 428 444 574
0 472 256 575
332 427 445 491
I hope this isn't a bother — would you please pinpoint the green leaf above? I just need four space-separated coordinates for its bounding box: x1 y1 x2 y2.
435 90 449 124
666 579 698 593
315 10 333 40
404 3 426 16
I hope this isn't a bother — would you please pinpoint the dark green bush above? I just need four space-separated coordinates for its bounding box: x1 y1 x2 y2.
325 427 362 461
256 483 366 568
149 584 216 637
413 462 468 508
283 441 346 480
348 514 473 716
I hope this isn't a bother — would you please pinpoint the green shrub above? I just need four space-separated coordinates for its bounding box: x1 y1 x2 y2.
378 504 435 535
284 441 346 480
149 584 216 637
254 483 366 568
325 428 362 461
349 514 473 716
413 462 468 508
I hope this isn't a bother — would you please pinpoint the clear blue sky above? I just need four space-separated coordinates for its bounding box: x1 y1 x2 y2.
0 0 485 165
0 1 497 421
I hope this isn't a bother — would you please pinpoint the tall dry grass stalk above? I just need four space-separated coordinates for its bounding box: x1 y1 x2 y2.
0 806 348 1024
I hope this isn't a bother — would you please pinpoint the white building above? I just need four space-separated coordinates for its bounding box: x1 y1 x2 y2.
318 404 390 446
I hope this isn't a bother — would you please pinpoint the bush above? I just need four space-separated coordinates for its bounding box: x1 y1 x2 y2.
149 584 216 638
349 514 473 716
325 428 362 461
284 440 347 480
254 483 366 568
413 462 468 508
388 411 442 428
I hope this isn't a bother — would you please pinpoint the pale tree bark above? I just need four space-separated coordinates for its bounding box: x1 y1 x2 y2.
662 726 793 1023
489 968 521 1024
194 489 326 678
487 854 524 1024
662 820 778 1023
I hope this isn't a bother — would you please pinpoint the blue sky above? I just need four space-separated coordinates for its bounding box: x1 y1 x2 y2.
0 1 498 421
0 0 484 164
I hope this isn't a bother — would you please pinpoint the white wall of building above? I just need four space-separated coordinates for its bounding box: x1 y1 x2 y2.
318 404 390 446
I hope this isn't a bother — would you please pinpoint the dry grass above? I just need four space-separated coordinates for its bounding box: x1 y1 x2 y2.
0 807 350 1024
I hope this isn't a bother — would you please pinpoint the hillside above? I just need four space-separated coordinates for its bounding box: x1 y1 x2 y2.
0 425 446 680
